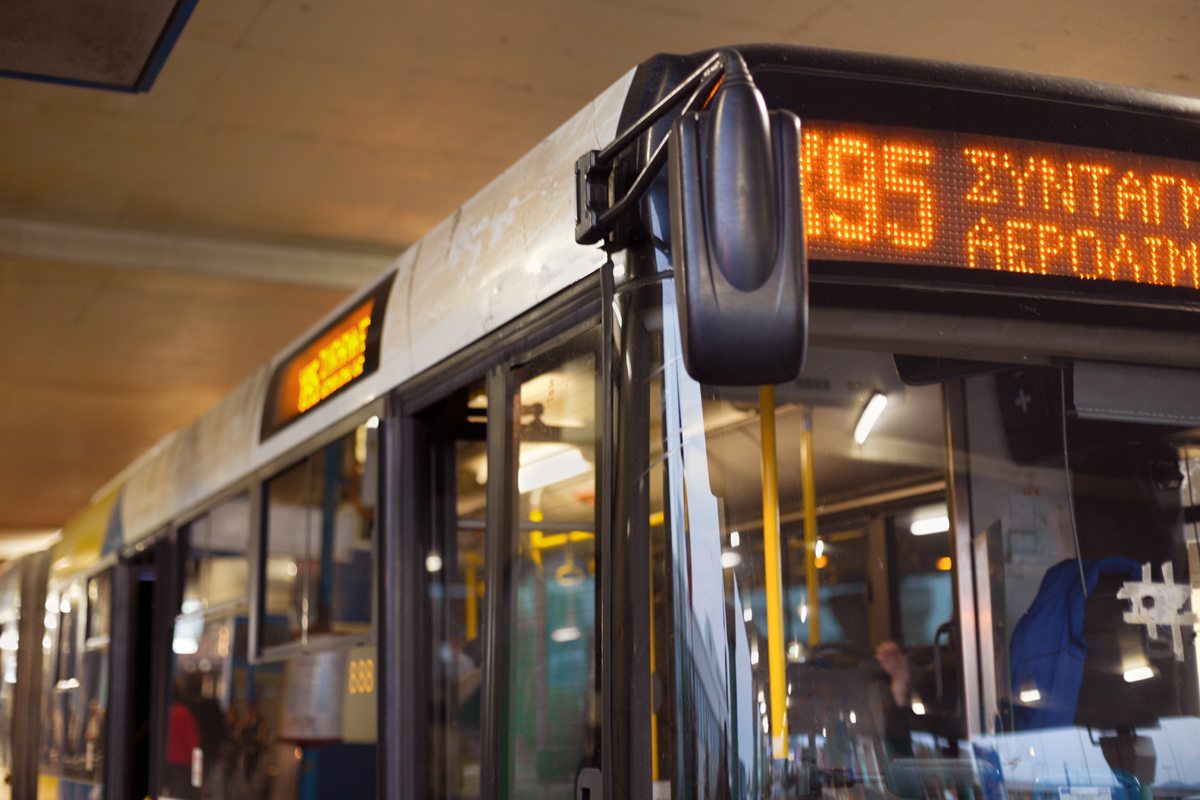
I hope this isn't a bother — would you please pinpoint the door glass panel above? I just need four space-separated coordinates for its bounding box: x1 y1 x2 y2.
425 380 488 799
503 336 600 798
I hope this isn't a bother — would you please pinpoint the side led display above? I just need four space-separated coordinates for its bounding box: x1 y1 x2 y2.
801 122 1200 290
262 274 394 439
287 297 374 416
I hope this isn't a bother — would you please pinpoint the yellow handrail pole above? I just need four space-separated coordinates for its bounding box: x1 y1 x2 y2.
800 407 821 646
649 518 660 782
465 560 479 641
758 386 789 759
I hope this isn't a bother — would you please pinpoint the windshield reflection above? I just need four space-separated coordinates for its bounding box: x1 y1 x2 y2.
648 287 1200 800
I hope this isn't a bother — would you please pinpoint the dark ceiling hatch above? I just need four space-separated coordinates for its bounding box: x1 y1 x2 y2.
0 0 196 92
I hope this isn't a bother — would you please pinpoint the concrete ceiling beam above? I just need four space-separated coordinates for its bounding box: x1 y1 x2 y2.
0 216 397 290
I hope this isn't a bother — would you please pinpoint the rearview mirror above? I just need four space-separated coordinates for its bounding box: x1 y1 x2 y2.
668 51 807 386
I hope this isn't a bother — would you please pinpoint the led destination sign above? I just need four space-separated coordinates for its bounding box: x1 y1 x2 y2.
262 275 393 438
801 122 1200 290
295 297 374 413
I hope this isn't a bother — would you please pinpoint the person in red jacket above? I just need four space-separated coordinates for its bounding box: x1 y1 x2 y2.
166 680 201 800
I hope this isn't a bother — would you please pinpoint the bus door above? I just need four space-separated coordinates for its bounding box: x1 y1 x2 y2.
412 379 490 800
108 534 176 800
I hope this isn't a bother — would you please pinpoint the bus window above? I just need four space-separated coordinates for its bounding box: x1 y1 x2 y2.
890 510 955 650
422 380 488 799
262 416 378 648
655 339 958 798
249 413 380 798
81 571 109 783
181 494 250 613
965 366 1200 795
85 573 110 644
648 322 1200 798
54 584 85 779
502 334 600 799
263 457 309 645
39 579 107 789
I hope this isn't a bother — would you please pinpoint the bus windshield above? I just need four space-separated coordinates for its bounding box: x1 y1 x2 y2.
639 284 1200 799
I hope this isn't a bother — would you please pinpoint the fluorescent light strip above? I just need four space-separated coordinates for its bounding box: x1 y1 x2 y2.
911 515 951 536
518 445 590 493
854 392 888 444
1124 665 1154 683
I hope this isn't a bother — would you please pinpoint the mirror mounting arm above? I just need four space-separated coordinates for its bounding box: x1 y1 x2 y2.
574 51 724 248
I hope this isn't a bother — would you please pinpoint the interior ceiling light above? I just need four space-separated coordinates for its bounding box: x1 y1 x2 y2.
720 551 742 569
1124 665 1154 683
911 515 951 536
551 626 582 643
517 443 591 493
853 392 888 445
172 637 199 656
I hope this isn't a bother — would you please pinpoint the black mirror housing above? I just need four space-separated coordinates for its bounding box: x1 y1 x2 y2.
668 52 807 386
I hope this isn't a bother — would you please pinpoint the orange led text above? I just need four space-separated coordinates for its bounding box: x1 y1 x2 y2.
802 121 1200 291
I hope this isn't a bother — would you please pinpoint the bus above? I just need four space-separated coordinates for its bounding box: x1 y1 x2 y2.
0 43 1198 800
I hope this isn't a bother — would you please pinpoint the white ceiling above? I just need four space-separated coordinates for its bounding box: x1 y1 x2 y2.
1 0 1198 543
